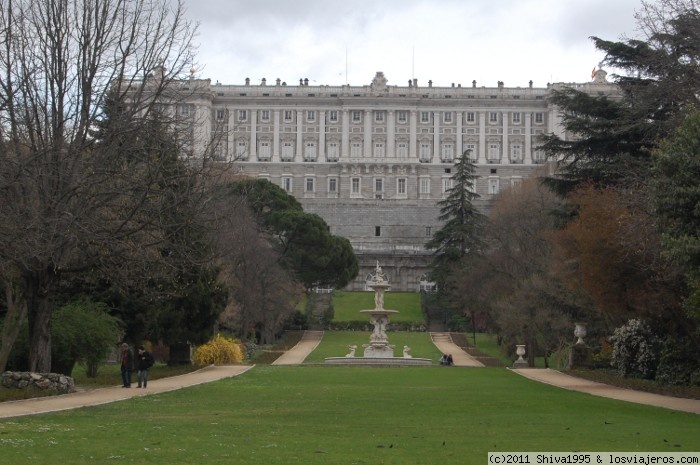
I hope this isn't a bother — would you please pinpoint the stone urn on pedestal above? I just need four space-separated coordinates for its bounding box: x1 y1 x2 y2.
568 322 592 369
512 344 528 368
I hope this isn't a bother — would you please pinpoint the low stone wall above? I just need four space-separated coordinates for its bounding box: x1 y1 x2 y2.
1 371 76 394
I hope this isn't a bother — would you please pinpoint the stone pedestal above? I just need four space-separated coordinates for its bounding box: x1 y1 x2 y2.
567 343 592 369
363 343 395 358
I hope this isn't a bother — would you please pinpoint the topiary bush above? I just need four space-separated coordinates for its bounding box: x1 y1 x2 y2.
193 333 244 366
609 318 660 379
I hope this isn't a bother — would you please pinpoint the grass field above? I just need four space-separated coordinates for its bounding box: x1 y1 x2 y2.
332 291 424 323
1 366 698 465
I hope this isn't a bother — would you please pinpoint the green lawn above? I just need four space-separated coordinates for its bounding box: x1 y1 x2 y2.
332 290 424 323
2 366 698 465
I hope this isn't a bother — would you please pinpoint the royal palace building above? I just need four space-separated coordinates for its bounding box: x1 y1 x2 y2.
171 70 614 291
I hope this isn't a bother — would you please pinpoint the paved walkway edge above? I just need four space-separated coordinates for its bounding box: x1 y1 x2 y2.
271 330 324 365
0 364 254 418
510 368 700 415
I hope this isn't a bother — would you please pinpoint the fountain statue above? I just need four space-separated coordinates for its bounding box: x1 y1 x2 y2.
324 262 431 365
359 262 398 357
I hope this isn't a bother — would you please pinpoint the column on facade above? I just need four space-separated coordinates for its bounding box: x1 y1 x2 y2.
478 111 486 163
318 110 326 161
364 109 372 158
341 109 350 160
226 106 235 161
502 110 508 164
409 110 417 160
272 110 281 162
249 109 257 160
524 112 532 164
194 103 211 159
387 110 395 158
433 111 440 162
456 111 463 157
296 110 303 162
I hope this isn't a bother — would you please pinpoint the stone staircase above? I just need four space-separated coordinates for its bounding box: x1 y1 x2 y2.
308 292 333 330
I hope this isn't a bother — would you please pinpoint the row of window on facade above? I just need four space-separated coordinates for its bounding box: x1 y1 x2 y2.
226 139 547 164
277 175 520 198
200 106 546 126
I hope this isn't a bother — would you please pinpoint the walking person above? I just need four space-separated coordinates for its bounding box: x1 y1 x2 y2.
120 343 134 388
136 346 155 388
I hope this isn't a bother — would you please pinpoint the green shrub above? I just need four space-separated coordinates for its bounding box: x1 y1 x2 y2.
656 336 700 386
51 299 121 377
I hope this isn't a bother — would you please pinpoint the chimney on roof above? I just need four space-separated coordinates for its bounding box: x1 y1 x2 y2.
245 77 250 86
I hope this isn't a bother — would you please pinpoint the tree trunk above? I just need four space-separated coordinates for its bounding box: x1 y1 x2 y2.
0 283 28 372
26 272 55 373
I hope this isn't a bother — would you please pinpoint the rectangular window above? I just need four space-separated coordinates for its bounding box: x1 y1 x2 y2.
420 143 431 161
375 111 385 123
419 177 430 194
489 112 498 123
397 178 407 196
512 112 521 124
375 226 381 237
374 178 383 193
351 142 362 157
236 141 247 157
534 150 546 163
441 143 454 162
282 141 294 160
443 178 453 193
284 110 293 122
511 144 522 162
488 178 500 195
305 177 314 192
179 104 191 117
304 142 316 160
258 141 271 159
261 110 270 121
327 142 339 161
282 177 292 193
465 143 477 161
488 143 500 162
535 112 544 124
511 177 523 189
444 112 453 123
397 111 407 123
374 142 385 158
328 177 338 193
466 112 475 123
352 111 362 122
329 110 338 122
216 109 226 121
397 142 408 159
238 110 247 122
425 226 432 237
351 177 361 196
421 111 430 123
307 110 315 122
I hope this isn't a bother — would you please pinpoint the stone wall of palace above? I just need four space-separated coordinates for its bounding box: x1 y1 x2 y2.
165 70 617 291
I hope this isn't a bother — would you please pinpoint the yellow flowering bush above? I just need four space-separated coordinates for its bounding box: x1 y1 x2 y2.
193 333 244 366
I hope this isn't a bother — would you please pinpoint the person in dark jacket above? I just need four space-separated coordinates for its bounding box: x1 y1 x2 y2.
120 343 134 388
136 346 155 388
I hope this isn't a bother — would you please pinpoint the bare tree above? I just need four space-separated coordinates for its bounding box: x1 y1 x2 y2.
211 199 303 344
0 0 200 372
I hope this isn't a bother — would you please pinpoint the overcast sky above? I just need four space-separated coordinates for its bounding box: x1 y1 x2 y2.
182 0 643 88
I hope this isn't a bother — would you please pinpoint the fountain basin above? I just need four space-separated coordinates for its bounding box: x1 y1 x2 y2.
325 357 432 366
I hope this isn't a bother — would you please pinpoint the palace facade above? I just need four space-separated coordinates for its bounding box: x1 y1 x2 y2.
175 70 614 291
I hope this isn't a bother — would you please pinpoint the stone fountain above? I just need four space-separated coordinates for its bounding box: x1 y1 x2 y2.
325 263 431 366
